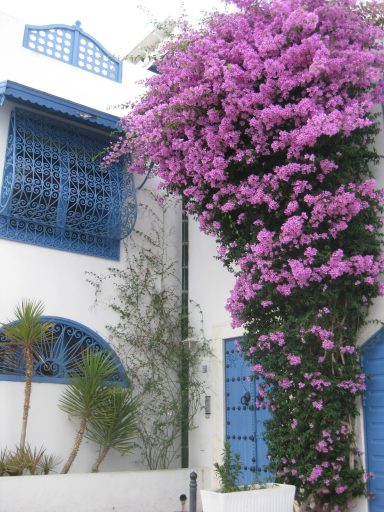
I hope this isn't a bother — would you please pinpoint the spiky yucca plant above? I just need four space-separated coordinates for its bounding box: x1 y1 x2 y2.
0 449 9 476
5 445 45 476
38 453 62 475
1 445 60 476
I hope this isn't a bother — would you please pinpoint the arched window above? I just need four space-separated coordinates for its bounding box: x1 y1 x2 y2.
0 317 127 384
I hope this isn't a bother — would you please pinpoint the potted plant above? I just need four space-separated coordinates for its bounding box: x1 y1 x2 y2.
200 443 295 512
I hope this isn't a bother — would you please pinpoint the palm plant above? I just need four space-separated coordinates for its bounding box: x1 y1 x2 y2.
2 300 52 450
59 349 117 474
86 387 140 472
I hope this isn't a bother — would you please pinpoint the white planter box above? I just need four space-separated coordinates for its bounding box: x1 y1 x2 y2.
0 468 205 512
201 483 296 512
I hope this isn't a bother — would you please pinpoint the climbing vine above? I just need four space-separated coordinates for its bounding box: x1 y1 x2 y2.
107 0 384 509
88 194 208 469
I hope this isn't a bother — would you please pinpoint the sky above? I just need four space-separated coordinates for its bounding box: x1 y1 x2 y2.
0 0 228 57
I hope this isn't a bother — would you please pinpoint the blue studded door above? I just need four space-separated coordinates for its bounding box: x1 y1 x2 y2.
361 329 384 512
224 337 271 485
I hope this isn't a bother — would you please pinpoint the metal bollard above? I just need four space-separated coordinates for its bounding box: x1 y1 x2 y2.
189 471 197 512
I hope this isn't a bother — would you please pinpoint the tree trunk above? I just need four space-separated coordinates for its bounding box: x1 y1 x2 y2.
20 346 33 450
61 417 87 474
91 445 110 473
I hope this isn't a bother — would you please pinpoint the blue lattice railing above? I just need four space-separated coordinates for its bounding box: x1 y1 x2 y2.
0 317 127 384
0 108 137 259
23 21 122 82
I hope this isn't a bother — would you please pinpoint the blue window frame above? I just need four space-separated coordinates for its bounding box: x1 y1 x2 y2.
0 108 136 259
0 316 127 385
23 21 122 83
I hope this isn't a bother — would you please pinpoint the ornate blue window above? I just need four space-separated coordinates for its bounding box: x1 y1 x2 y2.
0 317 127 384
0 108 136 259
23 21 122 82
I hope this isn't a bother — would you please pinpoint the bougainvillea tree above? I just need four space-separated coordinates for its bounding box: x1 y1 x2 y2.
107 0 384 509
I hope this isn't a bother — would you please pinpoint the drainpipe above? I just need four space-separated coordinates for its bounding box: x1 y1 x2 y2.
181 198 189 468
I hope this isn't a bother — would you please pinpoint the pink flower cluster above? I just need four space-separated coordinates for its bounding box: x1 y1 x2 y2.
107 0 384 507
106 0 384 193
105 0 384 331
228 235 384 325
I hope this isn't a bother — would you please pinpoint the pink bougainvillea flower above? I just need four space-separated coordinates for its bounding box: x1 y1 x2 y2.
312 400 324 410
106 0 384 508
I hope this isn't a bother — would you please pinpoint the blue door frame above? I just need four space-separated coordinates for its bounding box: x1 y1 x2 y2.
361 328 384 512
224 337 271 485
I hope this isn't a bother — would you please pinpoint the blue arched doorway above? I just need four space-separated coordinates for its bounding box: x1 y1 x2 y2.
361 328 384 512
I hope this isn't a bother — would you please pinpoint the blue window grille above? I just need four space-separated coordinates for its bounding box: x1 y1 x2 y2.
23 21 122 82
0 108 136 259
0 316 127 385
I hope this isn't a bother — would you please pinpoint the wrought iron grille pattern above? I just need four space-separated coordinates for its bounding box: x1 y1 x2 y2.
23 22 122 82
0 316 127 384
0 108 136 259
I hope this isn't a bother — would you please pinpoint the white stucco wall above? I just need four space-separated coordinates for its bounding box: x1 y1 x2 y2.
0 12 182 473
188 217 242 483
358 106 384 344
